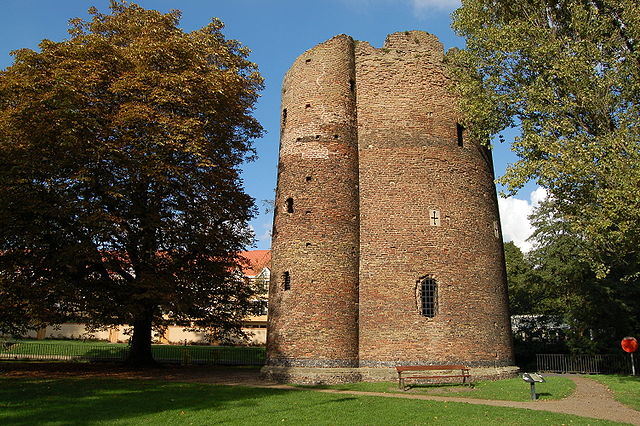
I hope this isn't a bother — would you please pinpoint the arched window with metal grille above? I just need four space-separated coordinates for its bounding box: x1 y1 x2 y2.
418 276 438 318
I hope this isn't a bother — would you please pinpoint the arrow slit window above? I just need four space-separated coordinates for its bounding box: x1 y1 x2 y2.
456 123 464 147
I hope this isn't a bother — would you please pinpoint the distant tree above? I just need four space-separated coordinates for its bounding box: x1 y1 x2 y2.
0 1 263 365
504 241 537 315
527 200 640 353
450 0 640 280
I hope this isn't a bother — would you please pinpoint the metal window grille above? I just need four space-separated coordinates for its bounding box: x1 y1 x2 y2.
283 271 291 290
421 276 437 317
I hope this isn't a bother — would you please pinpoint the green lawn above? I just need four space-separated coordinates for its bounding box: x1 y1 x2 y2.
298 376 574 402
1 340 265 365
1 340 128 360
0 378 622 425
589 374 640 410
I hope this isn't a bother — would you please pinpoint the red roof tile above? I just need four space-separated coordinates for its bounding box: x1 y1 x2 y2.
238 250 271 277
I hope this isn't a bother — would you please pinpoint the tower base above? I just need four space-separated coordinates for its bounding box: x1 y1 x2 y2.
261 365 519 385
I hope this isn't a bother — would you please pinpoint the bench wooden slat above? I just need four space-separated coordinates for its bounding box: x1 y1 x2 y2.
402 375 469 379
396 365 471 390
396 365 467 372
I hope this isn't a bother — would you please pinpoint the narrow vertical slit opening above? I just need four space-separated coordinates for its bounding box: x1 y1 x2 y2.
286 197 294 213
283 271 291 291
456 123 464 147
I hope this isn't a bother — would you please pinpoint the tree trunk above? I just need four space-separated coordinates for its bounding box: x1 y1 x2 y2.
127 315 157 367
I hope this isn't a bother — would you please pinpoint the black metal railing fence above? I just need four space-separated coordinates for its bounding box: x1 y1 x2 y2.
537 353 637 374
0 340 266 366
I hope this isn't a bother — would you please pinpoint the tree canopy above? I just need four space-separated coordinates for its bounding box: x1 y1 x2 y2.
504 241 540 315
0 1 263 365
450 0 640 279
508 200 640 353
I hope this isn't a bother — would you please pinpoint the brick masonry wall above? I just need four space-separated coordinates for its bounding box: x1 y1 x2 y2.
355 32 513 367
267 35 360 367
266 31 514 374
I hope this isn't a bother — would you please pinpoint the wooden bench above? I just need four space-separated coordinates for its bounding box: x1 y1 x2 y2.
396 365 471 390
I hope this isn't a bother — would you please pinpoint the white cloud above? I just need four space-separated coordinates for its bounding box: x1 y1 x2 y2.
247 222 272 249
338 0 460 13
411 0 461 11
498 187 547 252
254 222 272 249
530 186 548 207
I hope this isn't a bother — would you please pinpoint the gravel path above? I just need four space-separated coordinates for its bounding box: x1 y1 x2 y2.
2 363 638 425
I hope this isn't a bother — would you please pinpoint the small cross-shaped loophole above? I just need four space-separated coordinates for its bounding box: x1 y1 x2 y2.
429 209 441 226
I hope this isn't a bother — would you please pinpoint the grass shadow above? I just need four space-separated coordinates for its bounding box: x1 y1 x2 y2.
0 378 282 425
299 376 576 402
0 375 617 425
402 382 476 393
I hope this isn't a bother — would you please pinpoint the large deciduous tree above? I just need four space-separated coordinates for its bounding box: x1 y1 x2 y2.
0 1 263 365
449 0 640 280
505 202 640 354
527 200 640 352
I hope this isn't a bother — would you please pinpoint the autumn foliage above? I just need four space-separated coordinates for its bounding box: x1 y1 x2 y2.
0 1 263 365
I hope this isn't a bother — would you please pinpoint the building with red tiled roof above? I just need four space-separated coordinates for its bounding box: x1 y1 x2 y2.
22 250 272 345
238 250 271 343
239 250 271 278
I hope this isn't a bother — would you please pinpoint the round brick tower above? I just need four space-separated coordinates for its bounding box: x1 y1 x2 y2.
354 32 513 376
263 35 361 382
263 31 516 384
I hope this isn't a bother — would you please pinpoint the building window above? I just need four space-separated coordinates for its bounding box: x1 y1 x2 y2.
286 197 294 213
418 276 438 318
257 300 268 315
282 271 291 291
251 299 268 315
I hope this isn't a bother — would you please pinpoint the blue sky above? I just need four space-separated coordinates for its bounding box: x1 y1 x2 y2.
1 0 540 251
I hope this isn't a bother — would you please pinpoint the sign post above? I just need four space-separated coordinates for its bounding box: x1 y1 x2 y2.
621 337 638 376
522 373 545 400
